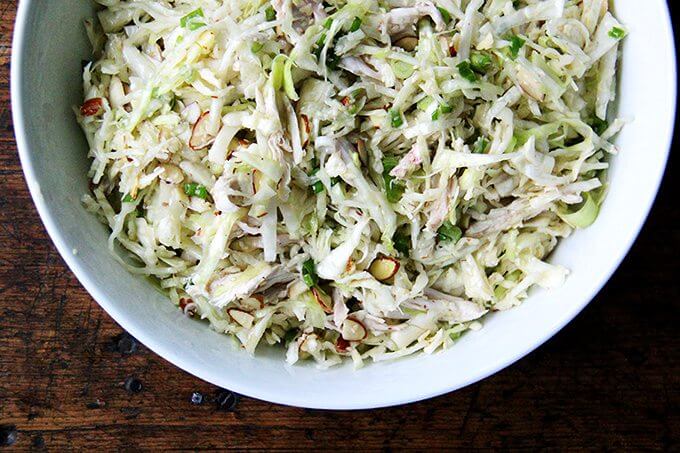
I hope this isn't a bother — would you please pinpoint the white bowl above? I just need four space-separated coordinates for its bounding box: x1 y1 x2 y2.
11 0 676 409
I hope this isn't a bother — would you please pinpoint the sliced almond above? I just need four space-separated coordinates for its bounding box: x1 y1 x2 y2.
251 169 264 193
299 333 318 353
240 295 264 311
341 318 367 341
80 98 103 117
227 308 255 328
311 287 333 314
394 36 418 51
369 256 400 281
299 114 310 148
189 112 217 150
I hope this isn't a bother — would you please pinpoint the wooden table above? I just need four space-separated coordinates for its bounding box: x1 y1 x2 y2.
1 1 677 450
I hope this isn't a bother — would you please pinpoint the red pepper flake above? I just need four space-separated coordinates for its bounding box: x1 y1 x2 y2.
238 138 251 146
80 98 103 116
341 96 351 107
449 45 457 57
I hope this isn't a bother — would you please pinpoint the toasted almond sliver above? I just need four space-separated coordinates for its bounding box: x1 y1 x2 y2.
227 308 255 328
341 318 367 341
368 256 400 281
311 287 333 314
189 112 217 150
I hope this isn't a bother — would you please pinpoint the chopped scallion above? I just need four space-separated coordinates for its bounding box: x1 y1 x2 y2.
437 7 452 24
184 183 208 199
265 6 276 21
457 61 477 82
382 157 405 203
312 180 325 194
608 27 626 39
349 17 362 32
194 185 208 199
389 109 404 128
473 136 489 154
509 35 525 60
470 52 492 73
437 221 462 243
302 259 319 287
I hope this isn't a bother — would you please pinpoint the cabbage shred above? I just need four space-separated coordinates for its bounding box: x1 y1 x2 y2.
77 0 625 368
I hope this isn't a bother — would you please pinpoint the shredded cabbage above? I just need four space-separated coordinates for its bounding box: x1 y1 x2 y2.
77 0 625 368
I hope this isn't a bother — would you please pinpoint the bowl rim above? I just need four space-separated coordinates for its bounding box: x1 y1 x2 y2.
10 0 677 409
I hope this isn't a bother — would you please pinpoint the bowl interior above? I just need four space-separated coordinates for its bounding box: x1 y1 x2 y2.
12 0 676 409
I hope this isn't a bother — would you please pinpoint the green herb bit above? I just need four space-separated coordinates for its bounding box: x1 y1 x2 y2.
122 193 135 203
470 52 492 73
457 61 477 82
349 17 362 32
389 109 404 128
302 259 319 287
437 221 462 243
509 35 525 60
608 27 626 39
265 6 276 21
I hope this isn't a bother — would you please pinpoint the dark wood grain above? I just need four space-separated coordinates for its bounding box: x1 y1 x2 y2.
1 1 678 450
